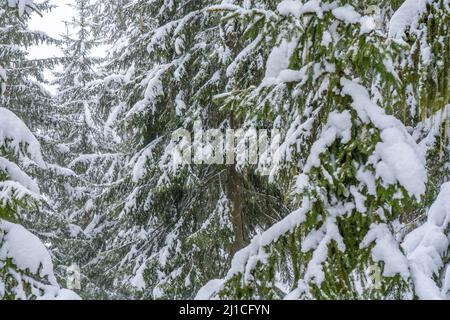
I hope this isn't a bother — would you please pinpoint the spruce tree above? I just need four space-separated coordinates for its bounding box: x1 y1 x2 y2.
0 0 79 300
2 0 448 301
84 0 290 299
391 0 450 300
42 0 125 298
198 0 449 300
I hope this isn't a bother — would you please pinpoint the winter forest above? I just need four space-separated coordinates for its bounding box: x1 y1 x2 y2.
0 0 449 301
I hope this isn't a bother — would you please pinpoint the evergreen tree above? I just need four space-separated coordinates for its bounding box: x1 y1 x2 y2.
2 0 449 301
0 0 79 300
0 0 58 130
0 0 66 248
391 0 450 300
52 0 103 160
84 0 289 299
42 0 124 298
198 0 449 300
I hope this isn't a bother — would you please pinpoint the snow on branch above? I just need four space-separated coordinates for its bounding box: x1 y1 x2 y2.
0 107 45 168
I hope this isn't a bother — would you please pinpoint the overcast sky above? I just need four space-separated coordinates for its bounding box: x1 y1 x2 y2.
29 0 75 59
28 1 106 92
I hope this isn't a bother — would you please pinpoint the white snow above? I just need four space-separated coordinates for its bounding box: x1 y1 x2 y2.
0 108 44 205
304 110 352 172
265 39 298 80
303 217 346 285
7 0 37 17
300 0 323 18
131 138 162 182
359 16 377 34
0 180 41 206
84 102 95 129
279 2 377 35
361 223 410 279
226 33 263 78
0 221 57 284
0 66 6 82
277 0 303 18
403 182 450 299
197 75 428 298
340 78 427 199
371 127 426 199
197 199 312 299
195 279 225 300
0 65 6 94
331 5 376 34
0 156 40 194
350 186 367 213
331 5 377 34
356 167 377 196
3 0 449 302
277 69 305 83
130 261 147 290
388 0 427 39
0 107 45 167
277 0 323 18
321 30 333 46
332 6 361 24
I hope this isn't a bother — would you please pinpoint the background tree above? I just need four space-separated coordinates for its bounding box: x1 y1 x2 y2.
0 0 79 300
79 0 290 299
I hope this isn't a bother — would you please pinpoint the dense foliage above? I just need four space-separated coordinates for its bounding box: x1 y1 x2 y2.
1 0 449 300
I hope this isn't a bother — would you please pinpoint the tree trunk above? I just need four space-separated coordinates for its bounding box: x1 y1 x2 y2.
228 164 245 255
227 114 245 255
